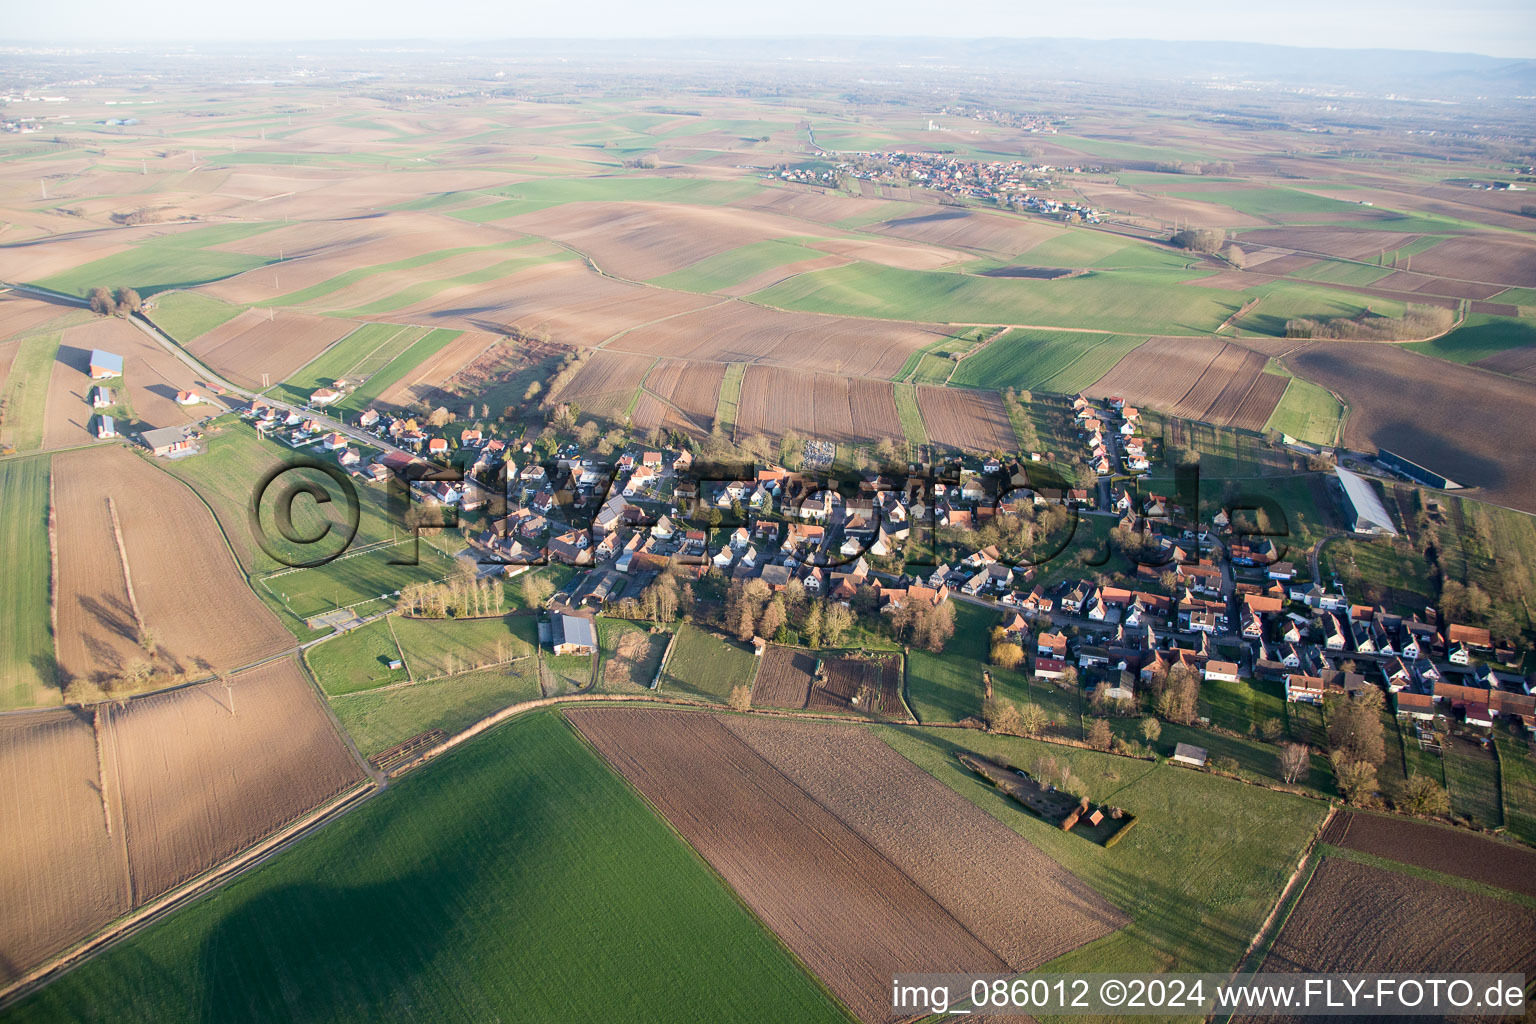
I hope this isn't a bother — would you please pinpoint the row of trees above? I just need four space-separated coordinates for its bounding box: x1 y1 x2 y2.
1285 304 1453 342
398 570 505 619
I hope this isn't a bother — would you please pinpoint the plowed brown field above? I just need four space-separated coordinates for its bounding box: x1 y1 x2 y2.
113 657 364 903
554 349 655 404
609 300 947 378
750 645 817 708
1252 857 1536 991
41 339 100 449
737 365 901 441
1403 235 1536 289
1321 809 1536 900
499 201 838 280
811 652 909 720
0 708 131 988
569 708 1123 1023
915 385 1015 451
1085 336 1282 429
0 294 69 343
1288 341 1536 512
188 309 358 389
368 259 715 347
53 447 291 685
720 716 1124 968
643 358 725 425
0 658 364 986
871 208 1060 256
1237 228 1423 263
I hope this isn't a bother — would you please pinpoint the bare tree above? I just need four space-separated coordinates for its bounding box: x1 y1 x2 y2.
1278 742 1310 785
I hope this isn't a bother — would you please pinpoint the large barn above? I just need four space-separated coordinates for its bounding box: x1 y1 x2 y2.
1334 466 1398 536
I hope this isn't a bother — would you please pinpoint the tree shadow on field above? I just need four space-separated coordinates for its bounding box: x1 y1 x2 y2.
16 771 552 1024
77 595 138 645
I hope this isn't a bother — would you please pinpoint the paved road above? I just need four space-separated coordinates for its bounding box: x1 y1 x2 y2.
3 281 419 460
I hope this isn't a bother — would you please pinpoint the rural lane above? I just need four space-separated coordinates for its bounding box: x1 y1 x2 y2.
2 281 422 460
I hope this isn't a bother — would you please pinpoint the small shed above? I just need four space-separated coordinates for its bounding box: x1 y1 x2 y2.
1171 742 1208 769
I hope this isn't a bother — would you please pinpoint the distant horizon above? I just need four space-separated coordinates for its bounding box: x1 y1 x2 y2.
3 0 1533 60
1 34 1531 61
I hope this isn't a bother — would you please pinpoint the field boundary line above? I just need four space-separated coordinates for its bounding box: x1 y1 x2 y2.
556 707 855 1016
0 775 377 1011
105 496 147 637
383 612 414 683
714 713 1019 970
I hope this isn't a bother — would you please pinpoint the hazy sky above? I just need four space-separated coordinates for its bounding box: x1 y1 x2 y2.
7 0 1534 58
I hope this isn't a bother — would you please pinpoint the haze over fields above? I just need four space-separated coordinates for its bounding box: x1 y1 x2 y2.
2 34 1536 1024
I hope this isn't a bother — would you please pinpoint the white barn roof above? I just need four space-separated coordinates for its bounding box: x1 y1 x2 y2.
1334 467 1398 536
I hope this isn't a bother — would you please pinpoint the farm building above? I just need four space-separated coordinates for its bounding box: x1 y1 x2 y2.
1376 449 1462 491
310 387 342 407
88 349 124 379
90 386 113 408
1334 467 1398 536
141 424 196 457
1171 743 1208 768
95 414 117 439
549 613 596 656
176 390 200 406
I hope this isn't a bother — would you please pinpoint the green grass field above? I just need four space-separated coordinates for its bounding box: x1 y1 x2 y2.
893 382 929 452
390 613 538 681
4 711 846 1024
1492 286 1536 308
880 725 1328 977
1170 186 1373 222
148 289 245 343
329 662 544 756
0 457 55 710
649 238 828 292
1016 231 1192 270
1443 737 1504 829
1403 314 1536 366
656 623 758 702
259 539 459 622
1263 372 1345 446
948 328 1145 394
1494 730 1536 845
305 618 409 696
270 322 426 405
35 223 281 296
337 328 469 414
905 602 1034 724
751 262 1242 335
1234 280 1404 338
1200 677 1288 737
1289 261 1394 287
0 328 63 452
714 362 745 436
158 418 460 634
595 617 672 694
